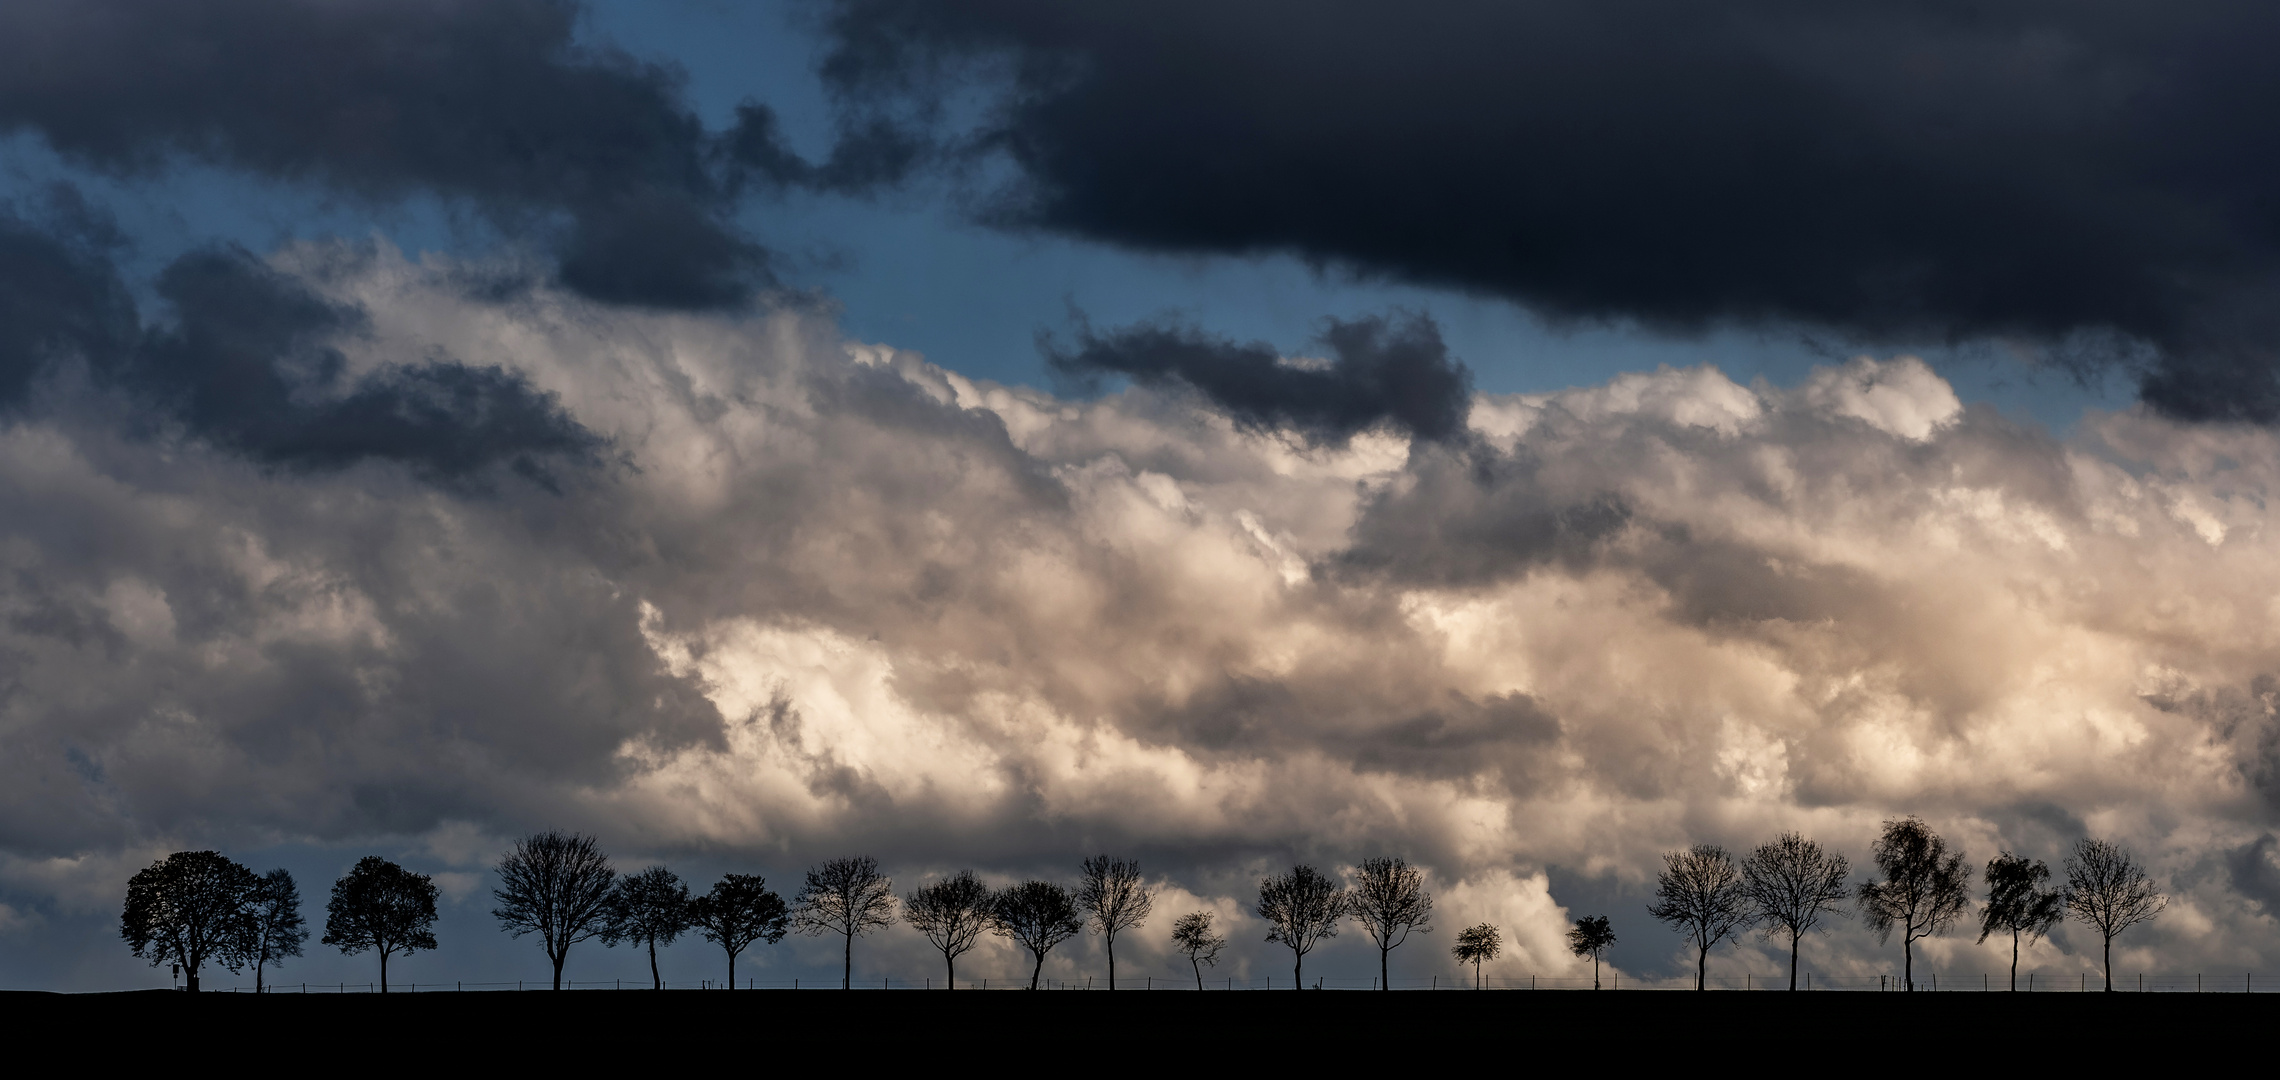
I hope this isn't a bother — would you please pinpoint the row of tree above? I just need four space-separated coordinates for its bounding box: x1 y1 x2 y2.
117 822 2164 992
1644 818 2166 992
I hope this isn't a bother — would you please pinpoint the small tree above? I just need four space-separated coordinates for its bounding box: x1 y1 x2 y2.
1740 832 1851 991
1076 855 1154 990
491 831 617 990
689 873 789 989
1170 911 1227 990
991 880 1085 990
1646 844 1750 991
607 866 693 990
1856 817 1970 992
1566 915 1616 989
121 850 258 992
2063 838 2166 993
906 870 994 988
793 856 897 989
1349 856 1434 991
322 856 439 993
1451 923 1501 989
1257 865 1348 990
246 869 307 994
1979 852 2064 991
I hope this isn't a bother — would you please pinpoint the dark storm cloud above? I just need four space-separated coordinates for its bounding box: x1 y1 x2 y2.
821 0 2280 421
1041 311 1472 444
0 190 136 409
0 0 910 310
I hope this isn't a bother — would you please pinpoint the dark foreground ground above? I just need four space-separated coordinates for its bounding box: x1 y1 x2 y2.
6 988 2259 1063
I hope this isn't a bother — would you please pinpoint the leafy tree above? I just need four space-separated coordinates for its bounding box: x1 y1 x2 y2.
607 866 693 990
1256 865 1348 990
121 850 259 992
1646 844 1749 991
492 831 617 990
246 868 307 994
1739 832 1850 990
322 856 439 993
1076 855 1154 990
1979 852 2064 991
905 870 994 988
1566 914 1616 989
1451 923 1501 989
1349 856 1433 991
1855 817 1970 992
1170 911 1227 990
991 880 1085 989
793 856 897 989
689 873 789 989
2064 838 2166 992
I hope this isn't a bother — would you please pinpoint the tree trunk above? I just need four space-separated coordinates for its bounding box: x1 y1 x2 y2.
649 939 661 990
1380 947 1390 991
945 951 956 990
1108 934 1117 990
728 947 738 990
1789 927 1800 990
380 949 389 993
1293 948 1303 991
2102 935 2112 992
1695 940 1707 991
551 948 567 991
1592 953 1600 990
1029 949 1045 990
1903 934 1914 992
187 971 200 993
256 959 265 994
1192 955 1203 991
842 929 853 990
2010 930 2020 991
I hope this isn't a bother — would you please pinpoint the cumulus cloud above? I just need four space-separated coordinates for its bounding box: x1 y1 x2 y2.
4 249 2280 982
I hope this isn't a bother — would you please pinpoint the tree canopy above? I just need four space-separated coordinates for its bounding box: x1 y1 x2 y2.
492 831 617 991
1856 817 1971 992
990 880 1084 990
1647 844 1749 991
793 856 897 989
1257 865 1348 990
906 870 993 988
2064 838 2166 993
1349 856 1433 991
1739 833 1850 991
689 873 788 990
121 850 259 992
322 855 439 993
1076 855 1153 990
608 866 694 991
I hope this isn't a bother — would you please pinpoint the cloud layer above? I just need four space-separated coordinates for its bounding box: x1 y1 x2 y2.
4 244 2279 984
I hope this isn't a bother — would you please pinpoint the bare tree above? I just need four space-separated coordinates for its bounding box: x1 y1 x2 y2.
905 870 993 988
689 873 788 989
491 831 617 990
793 856 897 989
1451 923 1501 989
606 866 693 990
1256 865 1348 990
1855 817 1970 992
1349 856 1433 991
323 856 439 993
1076 855 1154 990
1566 915 1616 990
2064 838 2166 992
121 850 258 992
1170 911 1227 990
1646 844 1749 991
1740 832 1850 991
1979 852 2064 991
246 868 306 994
991 880 1084 989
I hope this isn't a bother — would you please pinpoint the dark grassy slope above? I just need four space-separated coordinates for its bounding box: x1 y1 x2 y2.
6 988 2257 1060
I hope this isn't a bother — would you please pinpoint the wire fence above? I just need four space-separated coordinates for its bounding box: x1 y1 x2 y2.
194 971 2276 993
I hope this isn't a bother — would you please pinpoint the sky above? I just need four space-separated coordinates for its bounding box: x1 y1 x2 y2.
2 0 2279 992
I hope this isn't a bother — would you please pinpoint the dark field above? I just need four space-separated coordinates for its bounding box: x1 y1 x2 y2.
8 988 2260 1061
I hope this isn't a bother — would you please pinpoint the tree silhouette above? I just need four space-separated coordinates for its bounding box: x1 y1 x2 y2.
121 850 258 992
246 868 306 994
1647 844 1749 991
689 873 789 989
607 866 693 990
793 856 897 989
1170 911 1227 990
1076 855 1154 990
906 870 993 988
1256 865 1348 990
1856 817 1970 992
990 880 1084 990
1740 832 1850 991
491 831 617 990
1979 852 2064 991
1566 915 1616 989
1349 856 1433 991
1451 923 1501 989
2063 838 2166 992
322 856 439 993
